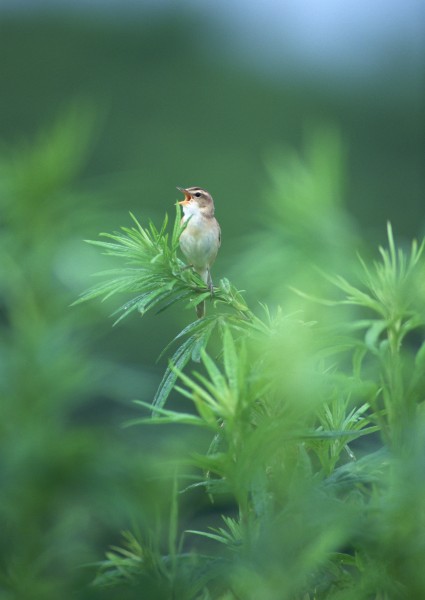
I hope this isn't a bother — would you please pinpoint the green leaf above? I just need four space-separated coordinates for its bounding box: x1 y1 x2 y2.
187 291 211 309
185 530 230 546
364 320 387 350
221 326 239 395
191 320 217 363
153 336 199 410
199 350 228 399
174 385 218 429
125 400 206 427
155 289 193 315
415 340 425 368
171 202 183 250
173 367 220 412
157 316 217 362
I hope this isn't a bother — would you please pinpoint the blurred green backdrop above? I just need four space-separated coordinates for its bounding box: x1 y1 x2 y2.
0 5 423 599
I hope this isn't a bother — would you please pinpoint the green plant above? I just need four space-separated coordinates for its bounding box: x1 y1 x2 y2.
0 106 115 599
79 192 425 598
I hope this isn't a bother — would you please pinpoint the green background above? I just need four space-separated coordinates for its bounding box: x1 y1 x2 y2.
0 8 423 598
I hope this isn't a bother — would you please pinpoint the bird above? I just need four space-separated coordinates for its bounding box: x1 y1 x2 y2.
177 186 221 318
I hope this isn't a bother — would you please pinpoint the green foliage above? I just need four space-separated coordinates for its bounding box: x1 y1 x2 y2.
326 223 425 448
3 105 423 598
81 181 425 598
0 106 101 598
1 14 423 599
0 105 178 600
75 208 255 410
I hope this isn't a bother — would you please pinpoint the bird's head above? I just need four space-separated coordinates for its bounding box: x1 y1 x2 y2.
177 187 215 217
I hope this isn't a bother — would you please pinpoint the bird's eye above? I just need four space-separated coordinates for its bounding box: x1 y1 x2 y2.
194 192 201 198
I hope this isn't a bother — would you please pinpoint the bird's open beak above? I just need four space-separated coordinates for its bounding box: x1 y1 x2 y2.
176 186 192 205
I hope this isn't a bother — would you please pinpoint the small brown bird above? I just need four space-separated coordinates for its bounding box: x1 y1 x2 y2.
177 186 221 318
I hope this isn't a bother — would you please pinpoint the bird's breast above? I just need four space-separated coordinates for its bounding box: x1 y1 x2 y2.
180 217 219 269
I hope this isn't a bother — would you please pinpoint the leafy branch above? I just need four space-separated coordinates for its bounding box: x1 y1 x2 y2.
76 142 425 598
75 205 261 408
325 223 425 446
75 204 253 320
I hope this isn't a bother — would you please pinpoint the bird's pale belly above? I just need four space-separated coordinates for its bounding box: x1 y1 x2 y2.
180 222 218 270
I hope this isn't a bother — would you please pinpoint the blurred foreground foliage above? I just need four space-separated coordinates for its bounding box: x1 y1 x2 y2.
1 110 425 600
79 134 425 598
0 107 184 600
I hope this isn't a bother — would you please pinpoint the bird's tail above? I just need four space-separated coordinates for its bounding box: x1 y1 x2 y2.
196 301 205 319
195 268 212 319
